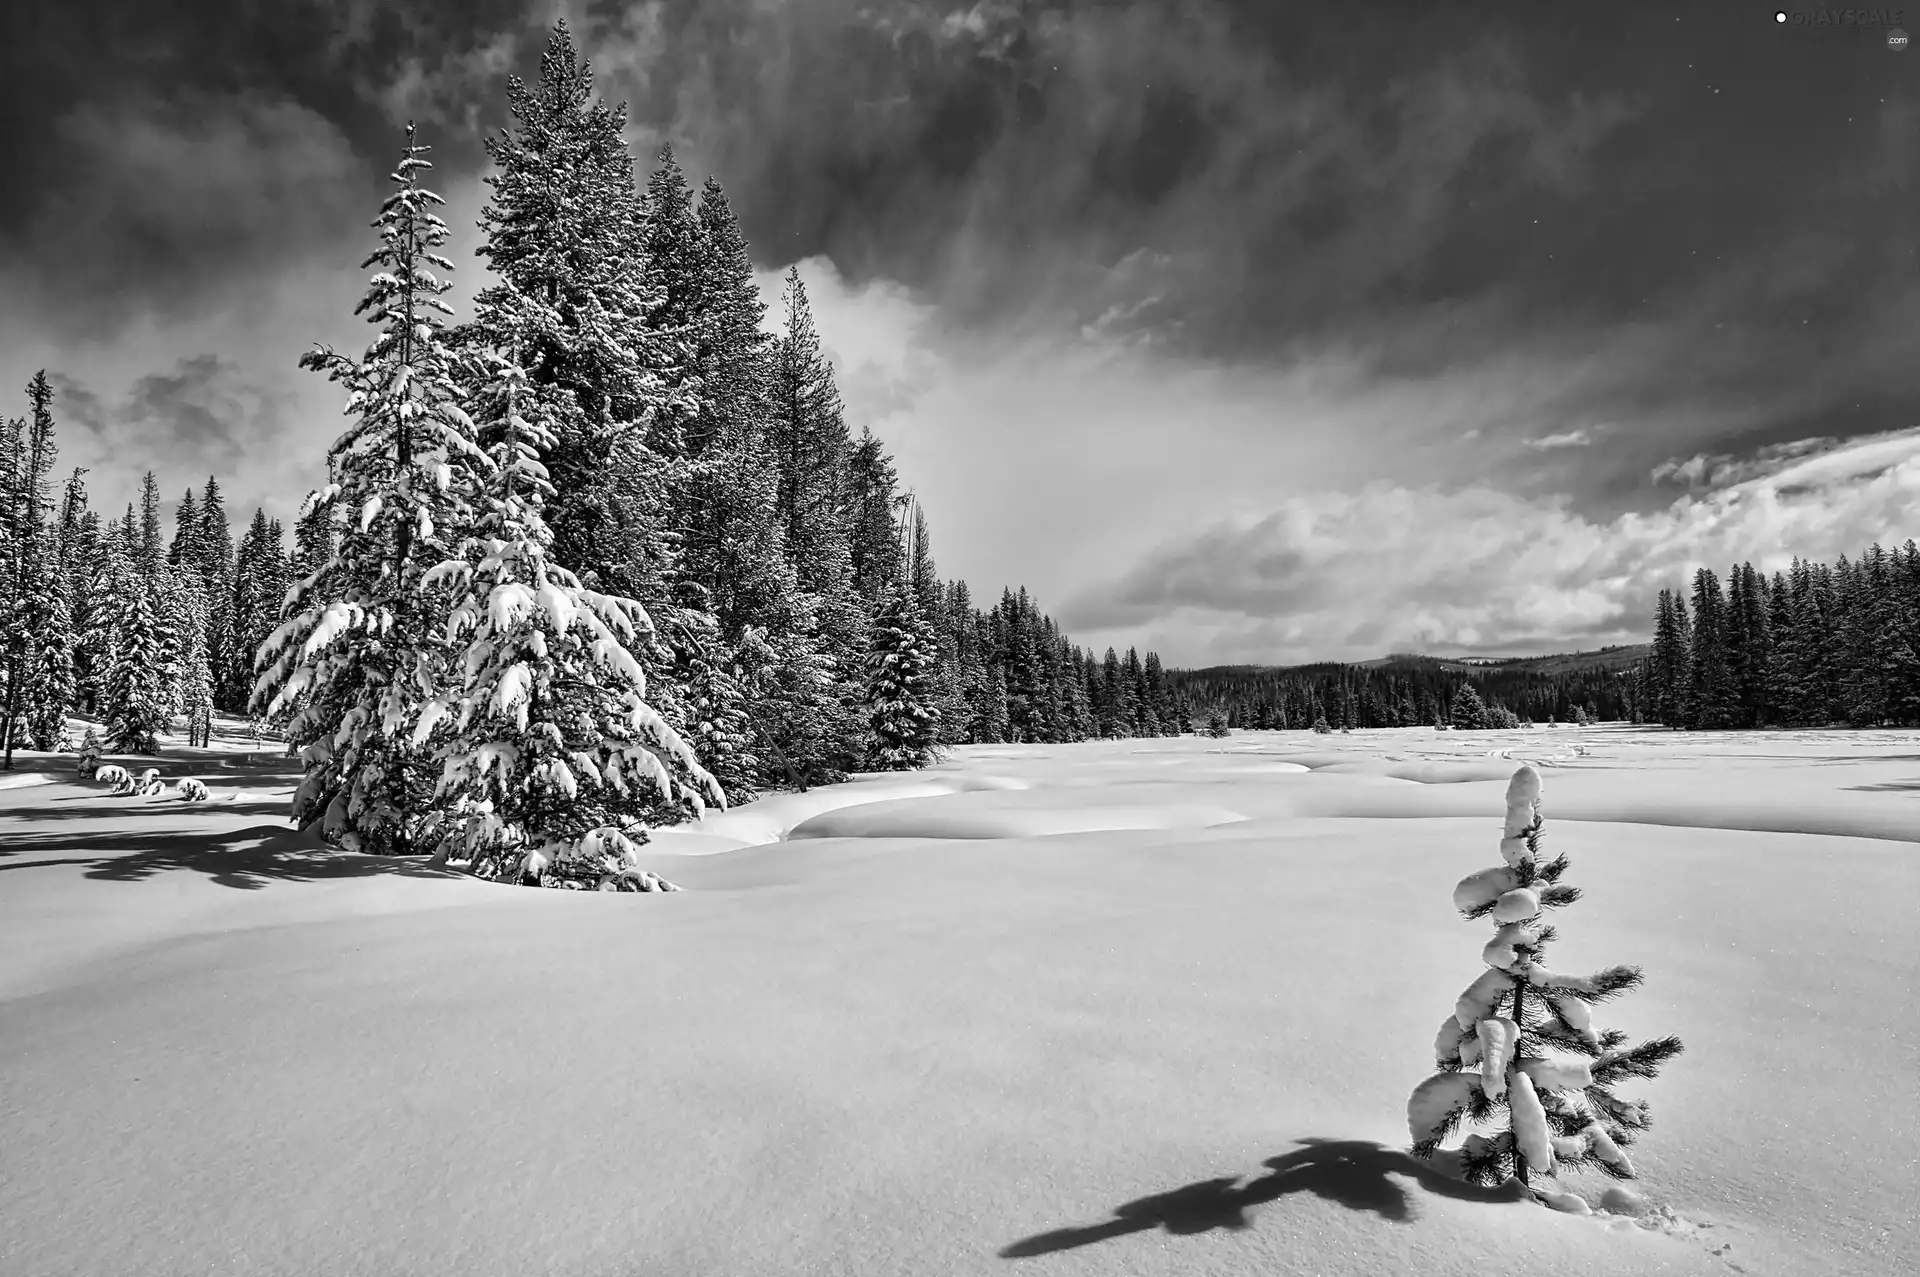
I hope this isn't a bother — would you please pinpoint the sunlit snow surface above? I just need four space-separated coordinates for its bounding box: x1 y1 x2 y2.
2 723 1915 1277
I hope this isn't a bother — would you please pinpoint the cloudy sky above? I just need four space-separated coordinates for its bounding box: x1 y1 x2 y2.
3 0 1916 666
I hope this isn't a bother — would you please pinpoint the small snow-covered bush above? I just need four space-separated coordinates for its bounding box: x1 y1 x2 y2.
1408 764 1683 1212
95 764 132 791
76 729 104 778
1310 716 1332 734
172 778 210 802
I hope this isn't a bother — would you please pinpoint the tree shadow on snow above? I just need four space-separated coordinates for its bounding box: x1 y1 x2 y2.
0 824 456 890
999 1138 1527 1259
9 773 298 821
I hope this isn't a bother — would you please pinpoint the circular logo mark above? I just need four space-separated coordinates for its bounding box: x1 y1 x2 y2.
1891 27 1910 48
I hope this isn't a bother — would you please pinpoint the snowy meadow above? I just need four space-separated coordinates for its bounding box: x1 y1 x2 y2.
2 720 1913 1277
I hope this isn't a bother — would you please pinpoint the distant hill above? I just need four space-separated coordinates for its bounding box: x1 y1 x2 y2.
1349 645 1650 677
1168 644 1650 728
1172 645 1648 680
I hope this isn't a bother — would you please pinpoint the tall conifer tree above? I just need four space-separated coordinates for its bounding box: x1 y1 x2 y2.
1687 568 1734 729
256 125 485 855
102 547 166 753
767 267 866 777
865 579 942 769
470 22 689 611
413 293 723 875
2 373 61 763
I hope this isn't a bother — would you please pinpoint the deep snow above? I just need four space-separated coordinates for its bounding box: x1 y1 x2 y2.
1 722 1914 1276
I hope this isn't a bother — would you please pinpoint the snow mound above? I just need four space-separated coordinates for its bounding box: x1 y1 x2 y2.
1310 759 1526 784
683 771 1029 845
1194 761 1314 775
642 829 755 857
788 789 1250 840
0 772 57 791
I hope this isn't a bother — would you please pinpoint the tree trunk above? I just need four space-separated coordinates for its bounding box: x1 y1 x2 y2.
1 652 19 768
1510 976 1530 1187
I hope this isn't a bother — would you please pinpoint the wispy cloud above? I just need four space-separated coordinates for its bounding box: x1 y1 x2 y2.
48 356 302 512
1064 429 1920 665
1525 428 1596 450
1646 431 1920 491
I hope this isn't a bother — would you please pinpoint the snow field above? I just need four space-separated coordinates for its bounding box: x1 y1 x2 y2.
0 723 1913 1276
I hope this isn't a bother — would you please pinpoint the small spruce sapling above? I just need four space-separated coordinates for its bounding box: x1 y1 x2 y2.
1407 764 1683 1213
76 727 102 777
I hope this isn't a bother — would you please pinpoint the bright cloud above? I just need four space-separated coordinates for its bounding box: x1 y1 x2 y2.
1064 429 1920 665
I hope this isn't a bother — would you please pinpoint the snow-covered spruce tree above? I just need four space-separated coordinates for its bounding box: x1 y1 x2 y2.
666 593 760 804
2 372 61 764
864 579 941 769
153 565 191 716
464 33 740 810
194 477 236 697
768 267 869 779
1450 681 1489 730
1410 764 1683 1213
223 508 280 711
904 499 968 745
167 571 215 747
75 510 127 717
133 471 166 591
642 165 811 801
467 23 691 608
254 125 486 855
54 468 101 714
412 318 724 880
102 554 167 754
26 570 75 749
983 665 1011 741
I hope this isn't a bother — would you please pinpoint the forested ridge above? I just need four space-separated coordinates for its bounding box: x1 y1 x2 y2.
1169 657 1629 731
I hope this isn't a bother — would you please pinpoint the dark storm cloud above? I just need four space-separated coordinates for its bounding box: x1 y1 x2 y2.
584 0 1651 356
6 0 1910 366
11 92 363 335
553 0 1920 460
0 0 548 335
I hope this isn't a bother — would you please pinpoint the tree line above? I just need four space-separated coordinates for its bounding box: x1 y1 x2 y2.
0 24 1184 868
1634 545 1920 729
1169 659 1623 732
0 379 301 766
